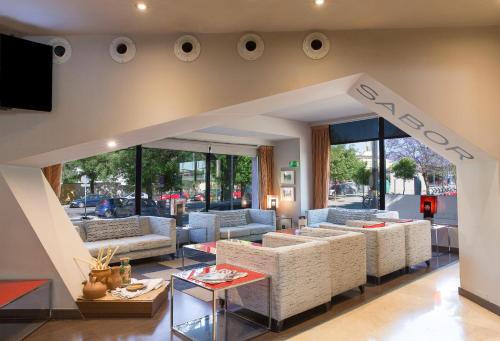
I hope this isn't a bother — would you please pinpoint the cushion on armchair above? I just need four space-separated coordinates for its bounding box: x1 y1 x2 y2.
210 210 249 228
363 222 386 229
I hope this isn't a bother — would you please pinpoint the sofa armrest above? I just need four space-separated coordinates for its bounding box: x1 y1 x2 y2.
262 232 311 248
402 220 432 265
306 208 329 226
247 209 276 226
189 212 220 241
145 216 176 245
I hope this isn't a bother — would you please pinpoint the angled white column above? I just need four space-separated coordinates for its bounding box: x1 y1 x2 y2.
0 165 91 309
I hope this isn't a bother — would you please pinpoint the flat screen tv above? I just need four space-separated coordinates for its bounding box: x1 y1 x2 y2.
0 34 53 112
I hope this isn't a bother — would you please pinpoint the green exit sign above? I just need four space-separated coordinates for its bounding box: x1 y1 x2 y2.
288 160 299 168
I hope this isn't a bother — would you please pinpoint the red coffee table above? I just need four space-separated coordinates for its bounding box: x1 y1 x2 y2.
170 263 271 341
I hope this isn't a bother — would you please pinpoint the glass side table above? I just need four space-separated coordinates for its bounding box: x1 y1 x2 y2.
431 224 451 256
276 217 293 230
171 264 271 341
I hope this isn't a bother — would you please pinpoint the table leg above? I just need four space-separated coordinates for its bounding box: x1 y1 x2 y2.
447 227 451 254
206 227 208 242
170 276 174 330
212 290 217 341
268 277 272 330
182 247 185 269
434 229 439 255
224 289 228 341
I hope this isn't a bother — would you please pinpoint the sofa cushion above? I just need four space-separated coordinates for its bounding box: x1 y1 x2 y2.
211 210 248 228
245 223 275 235
85 217 142 242
327 208 378 225
220 226 253 239
119 234 172 252
85 239 131 257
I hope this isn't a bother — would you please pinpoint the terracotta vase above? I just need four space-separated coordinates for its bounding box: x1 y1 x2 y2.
82 275 107 299
91 267 111 285
106 266 122 290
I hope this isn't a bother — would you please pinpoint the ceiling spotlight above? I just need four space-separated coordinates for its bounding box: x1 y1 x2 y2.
314 0 325 6
107 140 117 148
136 2 147 11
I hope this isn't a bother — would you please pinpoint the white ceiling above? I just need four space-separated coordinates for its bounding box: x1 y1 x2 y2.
263 94 370 123
1 0 500 35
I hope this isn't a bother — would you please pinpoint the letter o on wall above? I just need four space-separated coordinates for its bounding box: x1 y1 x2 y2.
424 130 449 145
49 37 72 64
109 37 136 63
303 32 330 60
237 33 264 61
174 35 201 62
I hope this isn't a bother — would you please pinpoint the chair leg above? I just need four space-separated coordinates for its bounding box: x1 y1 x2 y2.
425 260 431 267
405 266 410 274
324 301 331 311
275 320 284 332
358 285 365 294
377 277 381 285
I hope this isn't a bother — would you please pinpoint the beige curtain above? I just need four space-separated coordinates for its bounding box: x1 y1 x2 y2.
42 164 63 198
257 146 274 209
312 125 330 209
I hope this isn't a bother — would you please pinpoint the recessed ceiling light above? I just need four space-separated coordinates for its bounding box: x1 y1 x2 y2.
107 140 117 148
314 0 325 6
136 2 147 11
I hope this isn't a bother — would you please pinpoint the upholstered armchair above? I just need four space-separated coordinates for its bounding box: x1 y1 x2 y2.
320 222 406 284
216 235 331 331
271 228 367 296
188 212 220 242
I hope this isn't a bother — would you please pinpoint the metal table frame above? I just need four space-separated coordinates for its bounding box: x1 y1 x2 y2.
170 268 271 341
431 224 451 256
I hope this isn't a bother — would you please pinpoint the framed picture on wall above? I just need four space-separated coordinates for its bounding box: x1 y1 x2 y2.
280 169 295 186
280 186 295 202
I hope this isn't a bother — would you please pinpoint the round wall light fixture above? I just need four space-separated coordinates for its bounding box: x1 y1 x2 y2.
109 36 136 63
48 37 72 64
174 35 201 62
237 33 264 61
303 32 330 60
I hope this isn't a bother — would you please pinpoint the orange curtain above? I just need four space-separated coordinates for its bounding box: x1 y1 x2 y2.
42 164 63 198
257 146 274 209
312 125 330 209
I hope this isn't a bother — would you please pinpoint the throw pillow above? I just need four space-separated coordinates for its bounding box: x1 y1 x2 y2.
363 222 386 229
211 210 248 228
86 216 142 242
327 208 378 225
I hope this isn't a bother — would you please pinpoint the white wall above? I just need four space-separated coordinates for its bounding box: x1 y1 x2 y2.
273 139 301 224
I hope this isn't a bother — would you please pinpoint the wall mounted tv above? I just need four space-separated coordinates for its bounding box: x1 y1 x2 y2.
0 34 53 112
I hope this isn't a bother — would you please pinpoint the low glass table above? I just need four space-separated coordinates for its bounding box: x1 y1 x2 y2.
170 264 271 341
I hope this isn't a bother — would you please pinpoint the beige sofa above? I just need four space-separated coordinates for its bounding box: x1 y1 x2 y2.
320 222 406 284
74 216 176 262
216 234 331 331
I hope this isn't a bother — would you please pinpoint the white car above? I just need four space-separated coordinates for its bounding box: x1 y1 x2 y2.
125 192 149 199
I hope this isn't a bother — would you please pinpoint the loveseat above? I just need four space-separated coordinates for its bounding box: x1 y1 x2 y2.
74 216 176 262
188 209 276 242
306 207 399 227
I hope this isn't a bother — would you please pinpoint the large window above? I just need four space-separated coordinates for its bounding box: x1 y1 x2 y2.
329 118 409 210
61 143 255 224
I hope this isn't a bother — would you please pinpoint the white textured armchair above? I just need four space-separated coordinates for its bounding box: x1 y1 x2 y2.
216 235 331 331
276 228 367 296
320 222 406 284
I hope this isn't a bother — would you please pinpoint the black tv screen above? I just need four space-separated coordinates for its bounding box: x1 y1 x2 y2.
0 34 53 112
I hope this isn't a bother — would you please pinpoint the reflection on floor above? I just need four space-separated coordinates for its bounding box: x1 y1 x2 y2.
26 253 483 341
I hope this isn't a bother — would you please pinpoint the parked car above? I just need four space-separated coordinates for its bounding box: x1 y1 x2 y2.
70 194 109 208
95 198 160 218
124 192 149 199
